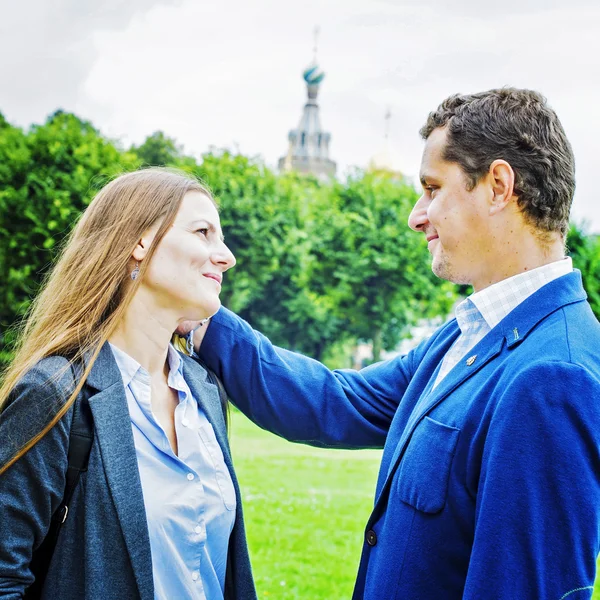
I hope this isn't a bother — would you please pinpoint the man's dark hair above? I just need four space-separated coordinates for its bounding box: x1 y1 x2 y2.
420 88 575 238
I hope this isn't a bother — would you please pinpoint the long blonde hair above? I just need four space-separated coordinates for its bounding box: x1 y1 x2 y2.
0 168 212 475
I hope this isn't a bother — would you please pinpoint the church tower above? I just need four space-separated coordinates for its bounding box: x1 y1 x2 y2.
368 108 403 177
278 29 336 179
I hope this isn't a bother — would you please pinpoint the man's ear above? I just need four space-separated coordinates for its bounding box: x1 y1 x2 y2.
488 159 516 216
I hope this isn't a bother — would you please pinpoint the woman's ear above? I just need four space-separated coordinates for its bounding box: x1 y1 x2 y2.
488 159 516 216
131 227 157 262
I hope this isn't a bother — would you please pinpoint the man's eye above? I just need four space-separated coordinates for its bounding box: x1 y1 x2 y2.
196 228 209 236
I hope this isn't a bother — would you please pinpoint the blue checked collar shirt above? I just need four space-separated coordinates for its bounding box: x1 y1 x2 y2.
433 257 573 389
110 343 236 600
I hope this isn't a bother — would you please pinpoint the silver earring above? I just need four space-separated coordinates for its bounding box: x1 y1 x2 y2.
131 262 140 281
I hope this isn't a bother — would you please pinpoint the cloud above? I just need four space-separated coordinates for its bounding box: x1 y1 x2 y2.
0 0 183 126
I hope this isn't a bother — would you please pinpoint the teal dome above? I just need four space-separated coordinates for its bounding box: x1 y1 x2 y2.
303 64 325 85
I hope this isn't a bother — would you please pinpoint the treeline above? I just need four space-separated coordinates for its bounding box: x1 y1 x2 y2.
0 111 598 367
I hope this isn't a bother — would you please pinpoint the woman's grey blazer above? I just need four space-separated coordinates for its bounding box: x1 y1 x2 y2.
0 342 256 600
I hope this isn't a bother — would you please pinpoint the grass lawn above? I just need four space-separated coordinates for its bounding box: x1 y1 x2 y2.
229 409 600 599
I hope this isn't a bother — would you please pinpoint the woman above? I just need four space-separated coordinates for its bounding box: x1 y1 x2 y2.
0 169 256 599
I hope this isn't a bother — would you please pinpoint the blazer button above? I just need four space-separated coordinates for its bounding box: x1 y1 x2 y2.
366 529 377 546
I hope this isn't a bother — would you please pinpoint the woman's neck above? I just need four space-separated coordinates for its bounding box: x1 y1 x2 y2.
109 293 176 377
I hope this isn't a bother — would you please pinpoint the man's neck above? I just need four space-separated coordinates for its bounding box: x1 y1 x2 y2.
472 237 565 292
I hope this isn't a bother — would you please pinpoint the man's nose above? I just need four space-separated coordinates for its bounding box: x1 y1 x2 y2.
408 195 429 232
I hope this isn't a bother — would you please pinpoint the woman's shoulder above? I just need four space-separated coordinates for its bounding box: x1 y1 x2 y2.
15 355 75 395
2 355 75 423
0 355 76 468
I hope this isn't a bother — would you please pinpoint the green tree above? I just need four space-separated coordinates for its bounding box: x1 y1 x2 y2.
132 131 186 167
567 222 600 320
239 172 347 359
308 172 456 362
191 151 290 312
190 153 335 356
188 153 346 358
0 111 139 360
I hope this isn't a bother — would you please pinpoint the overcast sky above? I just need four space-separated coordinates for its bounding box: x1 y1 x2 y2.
2 0 600 231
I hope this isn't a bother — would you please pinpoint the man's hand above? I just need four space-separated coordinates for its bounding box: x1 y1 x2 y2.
175 319 210 353
175 320 203 337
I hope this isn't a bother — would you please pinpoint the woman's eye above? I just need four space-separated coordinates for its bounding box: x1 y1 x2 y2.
196 228 209 237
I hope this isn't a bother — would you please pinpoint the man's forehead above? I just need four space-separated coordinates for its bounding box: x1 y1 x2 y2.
420 127 449 181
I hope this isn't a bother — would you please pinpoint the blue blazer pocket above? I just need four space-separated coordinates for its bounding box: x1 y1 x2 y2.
397 416 460 514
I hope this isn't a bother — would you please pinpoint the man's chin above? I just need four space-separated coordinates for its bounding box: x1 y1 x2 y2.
432 258 461 285
431 258 450 282
432 262 472 287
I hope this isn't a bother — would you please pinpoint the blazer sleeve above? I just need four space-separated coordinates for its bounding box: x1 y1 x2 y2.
197 307 418 449
0 358 73 598
463 361 600 600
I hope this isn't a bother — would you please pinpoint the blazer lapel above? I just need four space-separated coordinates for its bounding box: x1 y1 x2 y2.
181 357 232 466
86 343 154 600
384 327 505 486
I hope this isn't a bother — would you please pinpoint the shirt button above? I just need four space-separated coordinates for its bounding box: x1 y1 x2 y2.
195 525 202 534
182 418 189 427
366 529 377 546
187 473 195 481
192 571 199 581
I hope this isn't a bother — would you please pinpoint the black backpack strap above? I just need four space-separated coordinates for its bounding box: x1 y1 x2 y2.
57 366 93 523
26 362 94 599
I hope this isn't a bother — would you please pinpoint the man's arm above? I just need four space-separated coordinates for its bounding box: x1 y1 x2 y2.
463 362 600 600
195 308 418 449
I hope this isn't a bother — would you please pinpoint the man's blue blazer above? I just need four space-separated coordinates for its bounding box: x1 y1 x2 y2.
199 270 600 600
0 342 256 599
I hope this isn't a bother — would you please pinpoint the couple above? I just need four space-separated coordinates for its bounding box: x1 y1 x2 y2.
1 87 599 600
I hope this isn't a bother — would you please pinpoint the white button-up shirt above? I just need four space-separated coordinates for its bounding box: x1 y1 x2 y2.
110 343 236 600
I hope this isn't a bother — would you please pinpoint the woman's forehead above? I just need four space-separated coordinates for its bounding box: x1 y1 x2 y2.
176 191 219 222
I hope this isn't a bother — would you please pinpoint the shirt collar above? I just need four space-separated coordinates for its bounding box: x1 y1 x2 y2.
109 342 184 388
166 343 185 385
454 298 484 334
109 342 144 387
468 257 573 330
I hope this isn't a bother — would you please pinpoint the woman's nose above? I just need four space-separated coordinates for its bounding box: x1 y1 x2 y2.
212 243 236 271
408 195 430 232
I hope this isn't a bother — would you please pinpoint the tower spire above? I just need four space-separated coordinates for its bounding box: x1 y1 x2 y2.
384 107 391 141
368 106 403 175
277 27 336 179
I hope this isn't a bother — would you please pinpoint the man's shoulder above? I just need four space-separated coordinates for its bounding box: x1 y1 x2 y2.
525 299 600 366
490 301 600 406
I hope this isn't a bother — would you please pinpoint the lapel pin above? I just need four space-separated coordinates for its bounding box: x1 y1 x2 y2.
466 355 477 366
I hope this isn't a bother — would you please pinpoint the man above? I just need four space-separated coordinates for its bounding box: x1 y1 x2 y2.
192 88 600 599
